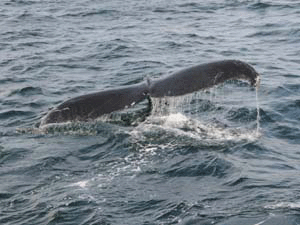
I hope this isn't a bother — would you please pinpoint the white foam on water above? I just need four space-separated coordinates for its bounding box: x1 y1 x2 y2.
131 112 260 146
139 82 262 145
264 201 300 210
254 220 267 225
54 85 262 209
70 180 89 188
19 79 262 139
17 122 94 135
19 83 262 195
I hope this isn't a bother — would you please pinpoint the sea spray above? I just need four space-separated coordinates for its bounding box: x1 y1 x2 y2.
255 77 261 135
150 90 214 117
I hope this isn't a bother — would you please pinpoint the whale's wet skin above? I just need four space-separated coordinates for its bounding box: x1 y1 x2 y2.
1 0 300 225
40 60 260 126
35 81 260 138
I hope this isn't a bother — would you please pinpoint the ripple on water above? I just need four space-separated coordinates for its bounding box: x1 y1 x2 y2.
2 0 300 224
8 86 43 97
163 154 232 178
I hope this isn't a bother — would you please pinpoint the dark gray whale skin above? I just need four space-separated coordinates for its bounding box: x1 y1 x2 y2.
41 83 148 125
149 59 259 97
41 60 260 125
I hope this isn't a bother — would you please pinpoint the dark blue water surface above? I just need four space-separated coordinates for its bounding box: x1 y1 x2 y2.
1 0 300 224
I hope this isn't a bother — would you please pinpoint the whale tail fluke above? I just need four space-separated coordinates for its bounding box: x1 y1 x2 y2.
41 60 260 125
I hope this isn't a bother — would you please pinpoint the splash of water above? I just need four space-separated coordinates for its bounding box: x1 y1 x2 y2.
150 90 212 116
18 79 261 138
256 86 260 135
255 76 261 135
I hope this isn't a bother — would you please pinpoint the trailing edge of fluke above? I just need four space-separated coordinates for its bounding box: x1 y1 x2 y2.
40 60 260 126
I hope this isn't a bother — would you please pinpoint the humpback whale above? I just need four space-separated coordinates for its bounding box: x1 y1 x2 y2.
41 60 260 126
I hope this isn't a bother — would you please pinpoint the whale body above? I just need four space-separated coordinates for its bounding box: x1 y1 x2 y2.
41 60 260 126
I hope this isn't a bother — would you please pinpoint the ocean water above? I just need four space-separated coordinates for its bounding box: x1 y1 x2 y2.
1 0 300 224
